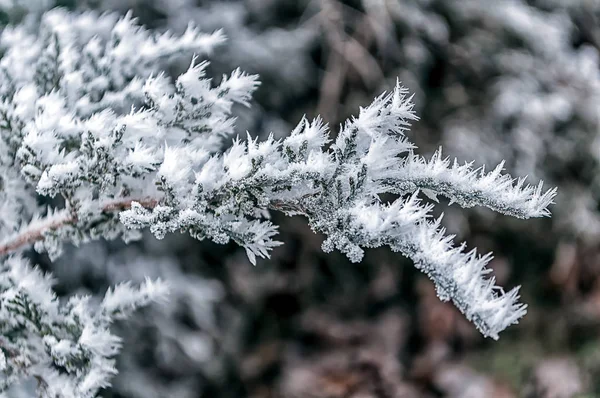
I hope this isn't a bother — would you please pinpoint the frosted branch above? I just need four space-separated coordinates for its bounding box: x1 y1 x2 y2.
0 256 168 397
382 149 557 219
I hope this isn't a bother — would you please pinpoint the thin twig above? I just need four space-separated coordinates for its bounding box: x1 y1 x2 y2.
0 197 158 257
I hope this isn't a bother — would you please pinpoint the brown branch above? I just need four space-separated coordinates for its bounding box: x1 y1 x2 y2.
314 0 384 123
0 197 159 257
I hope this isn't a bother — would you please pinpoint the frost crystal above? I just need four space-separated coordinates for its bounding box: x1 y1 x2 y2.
0 5 556 397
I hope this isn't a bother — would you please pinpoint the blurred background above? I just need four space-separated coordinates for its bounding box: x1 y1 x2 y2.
6 0 600 396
